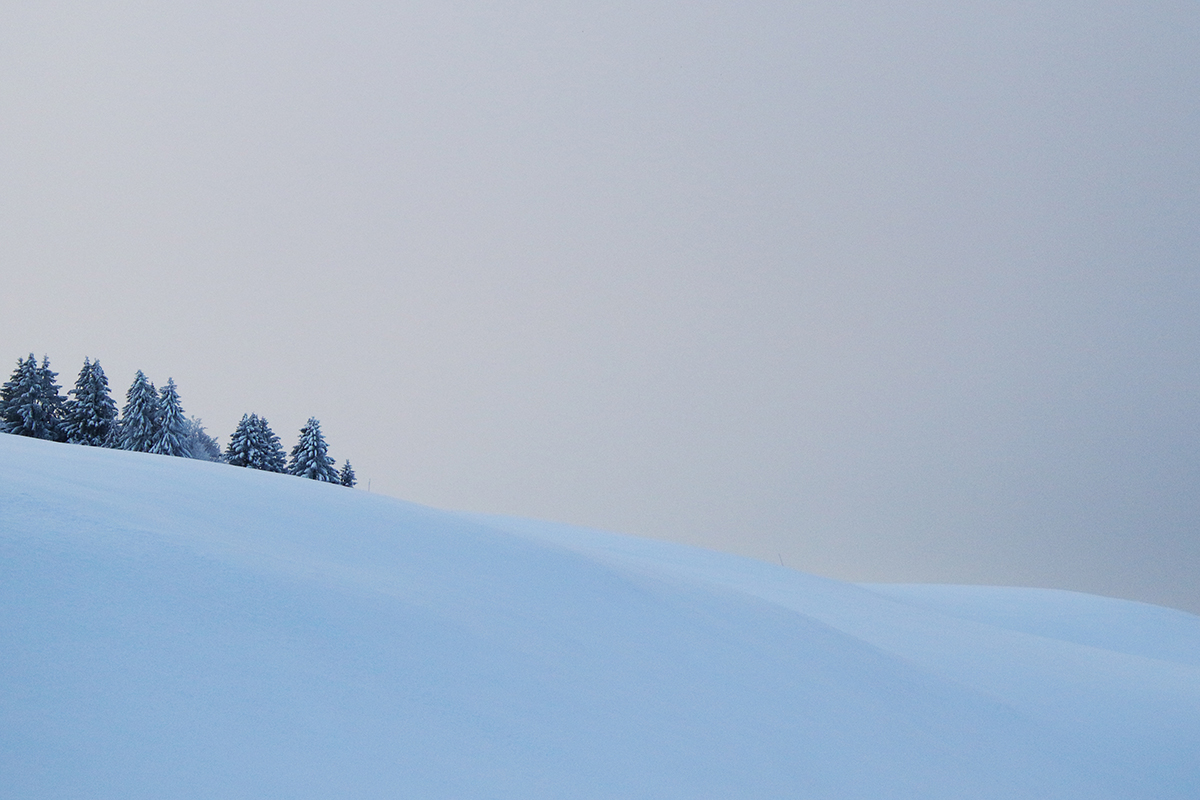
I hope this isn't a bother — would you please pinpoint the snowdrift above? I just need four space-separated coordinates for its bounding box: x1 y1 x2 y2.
2 433 1198 799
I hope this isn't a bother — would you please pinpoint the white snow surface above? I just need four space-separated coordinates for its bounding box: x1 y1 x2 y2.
2 433 1198 799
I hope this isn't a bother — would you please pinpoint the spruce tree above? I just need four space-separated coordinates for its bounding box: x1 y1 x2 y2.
0 354 65 440
182 417 222 461
150 378 189 457
338 460 356 488
0 357 20 428
225 414 287 472
254 416 288 473
225 414 257 467
37 356 67 441
287 417 338 482
0 355 37 435
118 370 161 452
62 358 118 446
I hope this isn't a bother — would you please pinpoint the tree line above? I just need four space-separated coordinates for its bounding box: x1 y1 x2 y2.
0 353 355 487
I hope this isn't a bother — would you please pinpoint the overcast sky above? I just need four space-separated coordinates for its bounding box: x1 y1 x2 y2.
3 1 1199 612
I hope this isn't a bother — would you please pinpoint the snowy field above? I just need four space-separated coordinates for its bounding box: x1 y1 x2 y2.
2 433 1198 799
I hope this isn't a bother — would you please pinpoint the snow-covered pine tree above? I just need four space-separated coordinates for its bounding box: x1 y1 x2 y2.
0 355 37 435
225 414 287 471
150 378 189 457
287 417 339 482
118 370 161 452
182 417 222 461
37 356 67 441
0 353 65 440
226 413 260 467
0 357 21 426
62 358 118 446
254 416 288 473
338 460 356 488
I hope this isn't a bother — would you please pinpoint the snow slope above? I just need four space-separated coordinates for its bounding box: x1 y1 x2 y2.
2 433 1197 799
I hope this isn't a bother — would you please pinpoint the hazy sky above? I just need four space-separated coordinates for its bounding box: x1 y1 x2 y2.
3 1 1199 612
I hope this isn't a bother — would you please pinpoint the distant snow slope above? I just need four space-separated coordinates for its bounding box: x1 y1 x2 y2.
2 434 1197 799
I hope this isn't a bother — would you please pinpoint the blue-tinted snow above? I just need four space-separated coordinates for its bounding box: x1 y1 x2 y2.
2 434 1197 799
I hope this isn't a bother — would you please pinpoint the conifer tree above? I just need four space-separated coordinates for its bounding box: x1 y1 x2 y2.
287 417 338 482
37 356 67 441
62 358 118 446
183 417 222 462
338 460 356 488
225 414 258 467
0 355 37 435
118 370 161 452
225 413 286 472
0 357 21 427
255 415 288 473
150 378 189 457
0 354 65 440
227 413 261 468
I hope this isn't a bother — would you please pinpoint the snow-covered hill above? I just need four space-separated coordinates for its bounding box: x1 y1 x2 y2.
2 433 1197 799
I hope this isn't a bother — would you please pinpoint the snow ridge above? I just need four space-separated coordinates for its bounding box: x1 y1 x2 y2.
2 434 1197 799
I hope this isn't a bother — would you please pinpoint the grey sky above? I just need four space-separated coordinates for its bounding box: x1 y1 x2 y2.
3 1 1199 611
